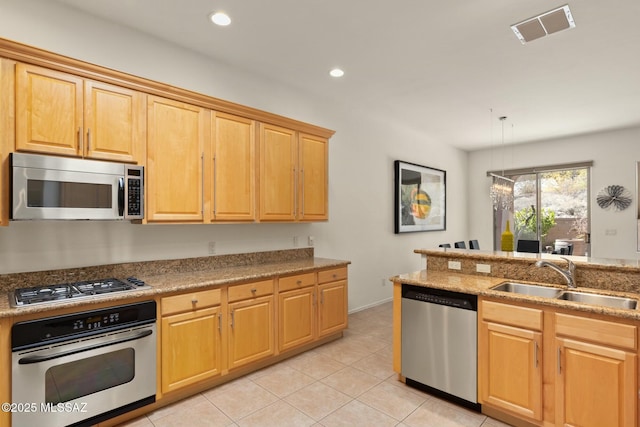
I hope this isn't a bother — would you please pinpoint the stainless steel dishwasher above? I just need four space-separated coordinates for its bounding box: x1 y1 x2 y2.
401 283 480 410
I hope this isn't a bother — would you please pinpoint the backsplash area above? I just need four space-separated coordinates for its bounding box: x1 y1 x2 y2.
419 249 640 294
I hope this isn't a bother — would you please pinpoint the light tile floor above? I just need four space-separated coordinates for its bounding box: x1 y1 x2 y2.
118 302 511 427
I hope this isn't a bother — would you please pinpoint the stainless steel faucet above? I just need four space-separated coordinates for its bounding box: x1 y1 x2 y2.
535 257 576 288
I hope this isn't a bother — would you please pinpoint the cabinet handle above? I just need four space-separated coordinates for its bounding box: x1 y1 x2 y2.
86 128 91 152
557 347 562 374
191 298 198 305
201 153 205 216
231 310 235 329
218 313 222 332
534 341 538 368
251 288 257 294
296 280 302 285
78 127 83 154
301 169 305 217
212 155 217 216
293 167 297 218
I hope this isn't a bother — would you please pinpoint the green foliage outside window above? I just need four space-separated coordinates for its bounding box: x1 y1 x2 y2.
514 205 556 239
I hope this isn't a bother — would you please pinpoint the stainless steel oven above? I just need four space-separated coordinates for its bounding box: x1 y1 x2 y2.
11 301 156 427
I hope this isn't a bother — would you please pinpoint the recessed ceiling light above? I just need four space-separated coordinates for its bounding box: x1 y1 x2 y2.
209 12 231 26
329 68 344 78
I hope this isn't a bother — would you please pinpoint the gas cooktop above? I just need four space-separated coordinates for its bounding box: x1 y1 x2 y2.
9 277 150 308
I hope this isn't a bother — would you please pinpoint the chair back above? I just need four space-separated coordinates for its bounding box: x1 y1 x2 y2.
454 241 466 249
439 243 451 248
516 239 540 253
469 240 480 250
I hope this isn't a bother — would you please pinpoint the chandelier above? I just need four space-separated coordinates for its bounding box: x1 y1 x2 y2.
490 116 514 211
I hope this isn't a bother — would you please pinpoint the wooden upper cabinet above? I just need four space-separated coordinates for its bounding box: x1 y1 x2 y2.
147 95 208 222
298 133 328 221
212 112 256 221
15 63 143 161
16 63 83 156
259 123 297 221
83 80 143 162
258 124 329 222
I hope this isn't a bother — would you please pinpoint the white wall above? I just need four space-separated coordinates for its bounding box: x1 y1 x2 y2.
0 0 470 311
468 126 640 260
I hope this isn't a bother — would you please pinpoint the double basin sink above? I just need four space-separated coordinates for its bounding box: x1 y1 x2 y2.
491 282 638 310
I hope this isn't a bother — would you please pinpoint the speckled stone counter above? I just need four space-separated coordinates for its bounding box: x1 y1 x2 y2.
0 249 350 318
391 249 640 321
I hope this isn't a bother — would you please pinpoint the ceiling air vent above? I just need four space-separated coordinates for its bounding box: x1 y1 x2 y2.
511 4 576 44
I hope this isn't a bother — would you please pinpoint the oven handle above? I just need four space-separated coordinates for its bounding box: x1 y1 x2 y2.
18 328 153 365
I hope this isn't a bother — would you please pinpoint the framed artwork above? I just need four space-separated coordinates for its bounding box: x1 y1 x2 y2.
394 160 446 233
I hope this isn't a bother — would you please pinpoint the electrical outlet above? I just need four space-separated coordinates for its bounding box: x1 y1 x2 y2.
476 263 491 273
308 236 315 247
208 241 216 255
382 278 387 287
605 229 617 236
293 236 299 247
448 261 461 270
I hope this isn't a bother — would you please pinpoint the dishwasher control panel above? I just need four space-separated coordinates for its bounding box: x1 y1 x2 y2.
401 284 477 311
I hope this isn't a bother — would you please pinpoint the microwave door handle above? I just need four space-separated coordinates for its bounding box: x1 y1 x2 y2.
118 177 125 217
18 328 153 365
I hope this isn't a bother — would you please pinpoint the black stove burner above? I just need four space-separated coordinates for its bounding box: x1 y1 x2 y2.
11 277 148 307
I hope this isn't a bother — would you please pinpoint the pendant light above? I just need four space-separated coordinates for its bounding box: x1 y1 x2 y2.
489 116 514 211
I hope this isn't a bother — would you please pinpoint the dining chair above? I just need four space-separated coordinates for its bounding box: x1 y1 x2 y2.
454 241 466 249
439 243 451 248
469 240 480 250
516 239 540 253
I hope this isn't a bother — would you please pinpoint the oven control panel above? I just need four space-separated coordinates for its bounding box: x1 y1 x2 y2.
11 300 156 351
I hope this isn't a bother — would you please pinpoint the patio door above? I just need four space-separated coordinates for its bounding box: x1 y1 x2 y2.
493 164 591 255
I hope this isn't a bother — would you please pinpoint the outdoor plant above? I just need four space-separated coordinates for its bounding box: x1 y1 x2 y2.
513 205 556 240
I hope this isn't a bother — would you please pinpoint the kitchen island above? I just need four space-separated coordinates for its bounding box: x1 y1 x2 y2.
392 248 640 427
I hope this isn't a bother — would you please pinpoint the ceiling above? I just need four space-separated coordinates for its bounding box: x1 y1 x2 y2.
52 0 640 151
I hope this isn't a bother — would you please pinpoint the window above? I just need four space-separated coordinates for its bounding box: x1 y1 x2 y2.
492 163 591 255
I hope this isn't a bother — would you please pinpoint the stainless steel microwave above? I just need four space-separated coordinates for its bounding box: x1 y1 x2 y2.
10 153 143 220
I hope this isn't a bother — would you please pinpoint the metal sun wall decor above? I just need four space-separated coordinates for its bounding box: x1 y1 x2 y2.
596 185 632 211
394 160 446 233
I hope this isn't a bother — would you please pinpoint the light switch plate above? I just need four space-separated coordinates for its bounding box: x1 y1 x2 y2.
476 263 491 273
448 261 461 270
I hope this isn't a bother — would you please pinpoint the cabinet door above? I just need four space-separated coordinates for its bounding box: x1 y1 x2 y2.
16 63 82 156
479 321 542 421
556 338 636 427
298 133 328 221
279 287 315 352
259 123 296 221
84 80 143 162
318 280 348 337
161 306 222 394
147 95 207 222
0 59 14 226
212 112 255 221
228 295 274 369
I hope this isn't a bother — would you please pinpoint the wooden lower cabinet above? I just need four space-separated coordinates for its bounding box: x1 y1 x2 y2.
279 286 315 352
479 298 639 427
228 281 275 370
318 279 348 337
479 300 543 421
160 289 223 394
555 314 637 427
161 306 222 393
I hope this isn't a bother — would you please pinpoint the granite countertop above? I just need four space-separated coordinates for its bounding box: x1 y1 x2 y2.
0 256 350 319
392 269 640 322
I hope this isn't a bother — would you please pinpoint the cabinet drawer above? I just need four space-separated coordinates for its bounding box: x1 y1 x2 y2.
228 279 274 302
555 312 637 350
162 288 221 316
318 267 347 284
279 273 316 292
481 300 543 331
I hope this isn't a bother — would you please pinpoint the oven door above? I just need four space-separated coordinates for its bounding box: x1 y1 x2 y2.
11 324 156 427
12 164 123 220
